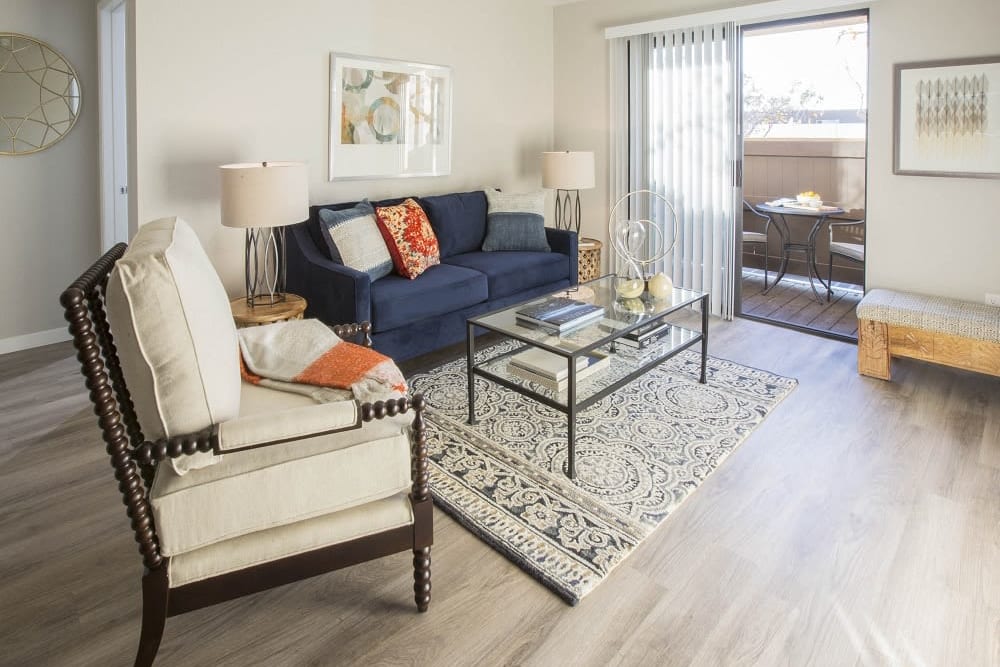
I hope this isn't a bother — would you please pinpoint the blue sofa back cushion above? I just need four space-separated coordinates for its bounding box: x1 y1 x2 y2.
370 263 489 333
421 191 488 258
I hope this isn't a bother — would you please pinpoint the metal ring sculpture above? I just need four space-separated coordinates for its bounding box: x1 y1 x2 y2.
607 189 679 278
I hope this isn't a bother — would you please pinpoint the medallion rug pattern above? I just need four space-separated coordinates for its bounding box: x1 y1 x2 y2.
408 344 797 604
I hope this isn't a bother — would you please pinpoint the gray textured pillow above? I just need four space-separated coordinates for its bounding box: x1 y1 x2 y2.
318 200 393 280
481 189 550 252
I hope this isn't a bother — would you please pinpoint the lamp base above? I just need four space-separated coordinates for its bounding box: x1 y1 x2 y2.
244 226 288 308
553 189 582 233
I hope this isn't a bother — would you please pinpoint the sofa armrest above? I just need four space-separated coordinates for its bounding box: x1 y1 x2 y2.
546 228 579 285
286 224 372 325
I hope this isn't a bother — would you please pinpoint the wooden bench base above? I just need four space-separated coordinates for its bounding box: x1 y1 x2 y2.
858 319 1000 380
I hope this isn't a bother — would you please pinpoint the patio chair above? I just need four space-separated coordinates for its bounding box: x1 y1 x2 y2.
742 199 782 289
827 219 865 301
60 217 432 667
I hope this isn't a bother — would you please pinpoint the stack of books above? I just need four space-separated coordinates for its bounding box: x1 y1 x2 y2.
508 347 610 392
617 319 671 349
515 296 605 334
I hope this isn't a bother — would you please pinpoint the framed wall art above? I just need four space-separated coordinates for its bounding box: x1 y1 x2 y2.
894 55 1000 178
329 53 452 181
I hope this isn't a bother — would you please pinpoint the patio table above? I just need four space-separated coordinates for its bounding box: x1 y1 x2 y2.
755 202 846 301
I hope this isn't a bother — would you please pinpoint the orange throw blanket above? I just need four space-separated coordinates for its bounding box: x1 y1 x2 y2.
237 319 406 404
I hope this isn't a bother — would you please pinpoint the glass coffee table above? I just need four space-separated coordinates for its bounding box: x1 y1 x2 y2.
466 275 709 478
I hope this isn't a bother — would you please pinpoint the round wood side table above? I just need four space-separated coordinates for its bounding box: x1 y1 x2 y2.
230 294 307 327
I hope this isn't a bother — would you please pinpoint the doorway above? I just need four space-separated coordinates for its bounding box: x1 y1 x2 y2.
735 12 868 341
98 0 129 251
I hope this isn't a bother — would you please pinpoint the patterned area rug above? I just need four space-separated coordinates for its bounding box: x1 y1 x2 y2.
408 343 796 605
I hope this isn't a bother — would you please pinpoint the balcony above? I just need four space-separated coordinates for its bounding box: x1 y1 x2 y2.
740 138 865 339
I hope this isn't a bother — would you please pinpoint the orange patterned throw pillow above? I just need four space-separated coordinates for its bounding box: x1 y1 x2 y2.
374 198 441 279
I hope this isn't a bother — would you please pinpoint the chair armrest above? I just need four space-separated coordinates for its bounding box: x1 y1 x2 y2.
216 400 361 453
546 228 578 284
132 395 429 503
331 321 374 347
286 224 372 325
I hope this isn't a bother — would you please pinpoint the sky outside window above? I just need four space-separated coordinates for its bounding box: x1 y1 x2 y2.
743 19 868 139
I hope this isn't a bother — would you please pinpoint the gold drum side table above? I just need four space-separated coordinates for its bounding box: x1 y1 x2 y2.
578 238 602 282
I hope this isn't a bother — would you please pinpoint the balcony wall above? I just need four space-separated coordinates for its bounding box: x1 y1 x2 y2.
742 138 866 286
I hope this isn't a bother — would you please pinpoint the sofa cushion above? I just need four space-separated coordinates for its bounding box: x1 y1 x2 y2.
422 191 488 258
444 251 570 300
105 217 241 474
482 189 550 252
318 201 394 280
375 198 441 279
310 197 417 260
370 263 488 333
149 381 411 556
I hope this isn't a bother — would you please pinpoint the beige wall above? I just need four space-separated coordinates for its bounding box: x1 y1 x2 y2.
1 0 99 345
554 0 1000 302
132 0 555 296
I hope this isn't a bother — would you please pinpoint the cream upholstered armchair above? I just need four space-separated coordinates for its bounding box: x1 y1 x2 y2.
60 217 432 667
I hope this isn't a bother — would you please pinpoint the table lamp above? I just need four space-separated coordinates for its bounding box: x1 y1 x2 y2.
220 161 308 307
541 150 595 233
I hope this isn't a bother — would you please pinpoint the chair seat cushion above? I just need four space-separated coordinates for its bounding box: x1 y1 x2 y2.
444 251 570 300
370 263 488 333
830 241 864 262
150 382 411 556
168 492 413 586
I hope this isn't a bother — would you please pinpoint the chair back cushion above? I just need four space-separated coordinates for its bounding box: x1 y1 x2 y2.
421 191 488 258
106 217 241 444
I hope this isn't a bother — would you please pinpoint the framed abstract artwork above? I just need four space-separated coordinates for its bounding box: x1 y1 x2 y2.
894 56 1000 178
329 53 452 180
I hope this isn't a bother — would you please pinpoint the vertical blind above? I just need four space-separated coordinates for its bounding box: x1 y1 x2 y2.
610 23 738 318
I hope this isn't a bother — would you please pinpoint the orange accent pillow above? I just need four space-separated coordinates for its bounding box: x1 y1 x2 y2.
374 198 441 279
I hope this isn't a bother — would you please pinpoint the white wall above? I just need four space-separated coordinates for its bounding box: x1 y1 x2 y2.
132 0 555 295
554 0 1000 302
1 0 99 347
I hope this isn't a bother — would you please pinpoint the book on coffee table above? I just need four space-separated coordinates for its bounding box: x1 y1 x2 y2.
508 348 610 392
515 296 605 334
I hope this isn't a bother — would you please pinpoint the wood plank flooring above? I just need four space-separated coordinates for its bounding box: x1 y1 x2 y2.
1 318 998 666
741 268 862 338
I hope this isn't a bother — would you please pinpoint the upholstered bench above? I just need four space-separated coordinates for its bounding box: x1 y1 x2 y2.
856 288 1000 380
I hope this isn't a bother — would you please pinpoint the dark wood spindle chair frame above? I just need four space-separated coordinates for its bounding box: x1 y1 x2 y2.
60 243 432 667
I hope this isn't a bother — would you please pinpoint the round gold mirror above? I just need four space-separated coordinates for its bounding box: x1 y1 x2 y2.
0 32 82 155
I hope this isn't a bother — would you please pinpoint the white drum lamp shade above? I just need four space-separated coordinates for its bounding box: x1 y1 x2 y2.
219 161 309 307
220 161 309 229
541 151 595 191
542 151 594 233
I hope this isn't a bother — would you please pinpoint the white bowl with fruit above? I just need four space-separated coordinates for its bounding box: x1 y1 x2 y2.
796 191 822 207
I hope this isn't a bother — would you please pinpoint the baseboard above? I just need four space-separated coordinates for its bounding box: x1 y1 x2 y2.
0 327 73 355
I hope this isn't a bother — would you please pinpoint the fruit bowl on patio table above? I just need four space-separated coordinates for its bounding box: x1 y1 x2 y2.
796 191 822 207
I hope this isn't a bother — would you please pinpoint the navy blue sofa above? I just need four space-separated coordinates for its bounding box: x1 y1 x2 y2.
286 190 578 361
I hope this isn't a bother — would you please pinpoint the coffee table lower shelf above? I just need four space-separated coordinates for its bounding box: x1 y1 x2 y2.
466 302 708 479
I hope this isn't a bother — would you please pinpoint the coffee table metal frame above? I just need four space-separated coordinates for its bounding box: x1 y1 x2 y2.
466 276 709 479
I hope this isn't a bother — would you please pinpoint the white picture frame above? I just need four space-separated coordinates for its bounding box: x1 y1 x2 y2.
329 53 452 181
894 56 1000 179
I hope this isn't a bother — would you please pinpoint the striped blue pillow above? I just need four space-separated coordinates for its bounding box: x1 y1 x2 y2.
318 200 394 280
482 189 550 252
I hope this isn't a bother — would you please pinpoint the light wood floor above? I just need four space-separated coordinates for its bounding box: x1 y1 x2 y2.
2 318 998 666
740 268 862 339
